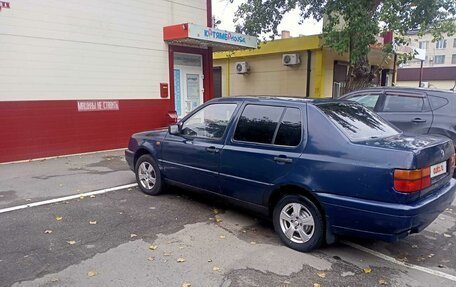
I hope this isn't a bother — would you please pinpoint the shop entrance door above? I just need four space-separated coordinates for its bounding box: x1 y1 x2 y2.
173 53 204 118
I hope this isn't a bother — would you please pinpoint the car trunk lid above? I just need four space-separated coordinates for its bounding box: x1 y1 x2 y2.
358 134 455 198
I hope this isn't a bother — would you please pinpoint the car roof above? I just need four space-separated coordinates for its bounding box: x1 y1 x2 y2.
343 86 456 96
211 96 342 105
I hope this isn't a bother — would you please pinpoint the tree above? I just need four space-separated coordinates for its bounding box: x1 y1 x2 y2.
233 0 456 94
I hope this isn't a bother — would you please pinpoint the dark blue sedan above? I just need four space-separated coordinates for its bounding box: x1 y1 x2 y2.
125 97 456 252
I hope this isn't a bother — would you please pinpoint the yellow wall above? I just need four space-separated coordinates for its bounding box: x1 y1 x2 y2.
214 36 395 98
214 53 310 97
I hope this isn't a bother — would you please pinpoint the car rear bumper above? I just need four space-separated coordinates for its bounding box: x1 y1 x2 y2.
317 179 456 241
125 149 135 171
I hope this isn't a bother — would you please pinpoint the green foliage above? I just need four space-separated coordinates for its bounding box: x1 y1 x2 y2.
233 0 456 65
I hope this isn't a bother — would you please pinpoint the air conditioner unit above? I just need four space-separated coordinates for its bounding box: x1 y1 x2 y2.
282 54 301 66
235 62 249 74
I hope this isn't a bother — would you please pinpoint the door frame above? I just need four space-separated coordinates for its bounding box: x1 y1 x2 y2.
173 53 204 117
168 45 214 115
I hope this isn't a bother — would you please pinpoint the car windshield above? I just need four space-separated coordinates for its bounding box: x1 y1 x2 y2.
316 102 400 141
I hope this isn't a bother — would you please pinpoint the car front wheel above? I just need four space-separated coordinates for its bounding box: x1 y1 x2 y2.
135 154 163 196
273 195 324 252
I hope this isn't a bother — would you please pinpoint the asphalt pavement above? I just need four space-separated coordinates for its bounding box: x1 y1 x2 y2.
0 151 455 287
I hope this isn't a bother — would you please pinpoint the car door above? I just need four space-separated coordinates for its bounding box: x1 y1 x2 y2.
344 92 383 111
377 92 433 135
161 102 238 193
220 103 305 205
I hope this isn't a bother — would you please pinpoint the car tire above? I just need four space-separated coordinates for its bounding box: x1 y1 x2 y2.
273 195 324 252
135 154 164 196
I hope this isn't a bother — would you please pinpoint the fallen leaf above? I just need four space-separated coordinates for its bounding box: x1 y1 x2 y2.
149 245 158 250
89 220 97 225
149 206 156 210
147 256 154 261
87 271 97 277
130 234 137 238
178 246 185 249
25 198 32 202
250 241 257 245
411 244 418 249
379 279 387 285
177 257 186 263
219 235 226 239
313 284 321 287
44 230 53 234
363 267 372 273
128 188 132 191
317 272 326 278
163 252 171 256
212 266 221 272
182 282 191 287
67 240 76 245
55 216 63 221
428 253 435 258
212 208 219 214
443 233 452 238
208 259 213 262
90 195 96 198
50 278 59 282
215 218 223 223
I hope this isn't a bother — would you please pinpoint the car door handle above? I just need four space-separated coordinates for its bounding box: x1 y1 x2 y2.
206 146 220 153
412 118 426 123
274 156 293 164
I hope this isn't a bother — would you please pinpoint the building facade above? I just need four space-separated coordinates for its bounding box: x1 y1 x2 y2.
0 0 254 163
401 29 456 68
213 35 395 99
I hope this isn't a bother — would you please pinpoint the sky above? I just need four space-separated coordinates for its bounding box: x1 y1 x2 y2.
212 0 323 37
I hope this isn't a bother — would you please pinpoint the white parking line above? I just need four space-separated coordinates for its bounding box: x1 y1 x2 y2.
0 183 138 214
342 240 456 282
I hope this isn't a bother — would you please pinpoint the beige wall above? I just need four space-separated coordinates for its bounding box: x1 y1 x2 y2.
214 52 310 97
215 47 395 99
0 0 207 101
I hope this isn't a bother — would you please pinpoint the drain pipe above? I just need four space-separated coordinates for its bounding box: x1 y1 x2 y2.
306 50 312 98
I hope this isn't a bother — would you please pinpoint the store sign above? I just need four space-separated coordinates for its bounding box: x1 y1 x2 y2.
77 100 119 112
188 24 257 49
0 1 10 11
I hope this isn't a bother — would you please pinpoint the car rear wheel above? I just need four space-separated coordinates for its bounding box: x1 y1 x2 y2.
135 154 164 196
273 195 324 252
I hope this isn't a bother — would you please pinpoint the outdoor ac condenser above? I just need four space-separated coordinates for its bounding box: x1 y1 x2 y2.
235 62 250 74
282 54 301 66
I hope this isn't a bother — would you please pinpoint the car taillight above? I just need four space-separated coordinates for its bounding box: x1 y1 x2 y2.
451 153 456 168
394 167 431 193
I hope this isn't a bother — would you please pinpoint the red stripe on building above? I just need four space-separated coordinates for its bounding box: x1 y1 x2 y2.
0 99 172 163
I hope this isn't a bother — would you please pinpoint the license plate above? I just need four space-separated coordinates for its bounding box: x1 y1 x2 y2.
430 161 447 178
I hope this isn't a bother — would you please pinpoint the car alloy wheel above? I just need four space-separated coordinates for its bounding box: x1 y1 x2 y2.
279 203 315 244
138 162 156 190
273 195 324 252
135 154 163 196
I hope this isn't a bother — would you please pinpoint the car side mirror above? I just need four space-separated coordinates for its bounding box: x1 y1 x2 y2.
168 124 181 135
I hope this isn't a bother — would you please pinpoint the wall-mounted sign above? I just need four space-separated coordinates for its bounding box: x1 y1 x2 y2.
0 1 10 11
163 23 257 50
187 24 257 49
77 100 119 112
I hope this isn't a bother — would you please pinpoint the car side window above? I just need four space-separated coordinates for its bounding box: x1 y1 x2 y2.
347 94 380 110
274 108 302 146
382 95 424 112
429 95 449 110
181 103 237 139
234 105 284 144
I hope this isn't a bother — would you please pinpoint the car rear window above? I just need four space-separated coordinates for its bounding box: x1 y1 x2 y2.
234 105 284 144
274 108 302 146
317 102 400 141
